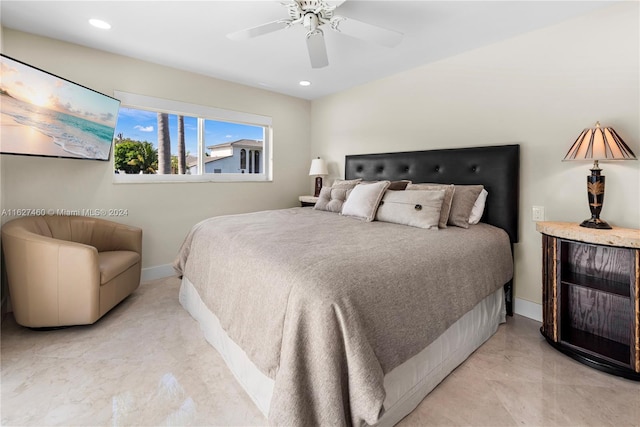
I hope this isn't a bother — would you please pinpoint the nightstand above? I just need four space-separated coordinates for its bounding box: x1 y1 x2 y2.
537 221 640 380
298 195 318 207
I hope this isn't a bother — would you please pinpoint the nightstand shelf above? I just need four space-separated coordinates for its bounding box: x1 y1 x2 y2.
298 195 318 207
560 326 630 367
561 270 630 297
537 221 640 381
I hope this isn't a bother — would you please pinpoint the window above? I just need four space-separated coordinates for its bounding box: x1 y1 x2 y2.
240 149 247 170
113 91 272 183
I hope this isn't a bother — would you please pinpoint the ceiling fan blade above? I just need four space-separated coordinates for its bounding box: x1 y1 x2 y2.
306 30 329 69
331 16 403 47
325 0 347 8
227 20 290 41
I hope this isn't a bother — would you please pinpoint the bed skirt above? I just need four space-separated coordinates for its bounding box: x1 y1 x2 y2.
179 276 506 426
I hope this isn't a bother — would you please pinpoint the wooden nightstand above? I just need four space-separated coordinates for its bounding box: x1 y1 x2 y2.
537 221 640 380
298 195 318 207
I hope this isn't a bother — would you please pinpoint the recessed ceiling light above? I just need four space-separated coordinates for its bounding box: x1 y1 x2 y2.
89 19 111 30
299 80 312 87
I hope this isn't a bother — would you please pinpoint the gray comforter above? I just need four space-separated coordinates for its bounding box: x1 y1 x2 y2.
174 208 513 426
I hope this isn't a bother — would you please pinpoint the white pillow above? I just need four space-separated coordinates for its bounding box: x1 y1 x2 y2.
314 182 359 213
406 183 454 229
376 189 445 229
468 189 488 225
341 181 390 222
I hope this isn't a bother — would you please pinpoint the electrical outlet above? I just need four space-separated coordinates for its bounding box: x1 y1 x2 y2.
532 206 545 222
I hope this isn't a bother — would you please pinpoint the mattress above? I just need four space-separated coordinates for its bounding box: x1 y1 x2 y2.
180 276 506 426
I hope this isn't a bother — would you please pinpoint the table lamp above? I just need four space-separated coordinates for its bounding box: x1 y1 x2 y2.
563 121 637 229
309 157 328 197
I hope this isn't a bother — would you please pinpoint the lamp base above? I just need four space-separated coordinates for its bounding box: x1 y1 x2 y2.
580 217 612 229
314 176 323 197
580 164 611 230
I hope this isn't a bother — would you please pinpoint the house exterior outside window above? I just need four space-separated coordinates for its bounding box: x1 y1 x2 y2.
189 140 263 174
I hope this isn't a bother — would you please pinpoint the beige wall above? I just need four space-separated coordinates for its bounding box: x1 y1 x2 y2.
0 24 4 230
310 2 640 306
1 29 312 268
2 3 638 309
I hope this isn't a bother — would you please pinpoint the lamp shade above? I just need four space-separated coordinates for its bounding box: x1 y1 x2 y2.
562 122 636 230
309 157 328 176
563 122 636 162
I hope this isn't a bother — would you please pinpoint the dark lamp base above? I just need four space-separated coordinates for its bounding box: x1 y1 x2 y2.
580 218 612 229
314 176 323 197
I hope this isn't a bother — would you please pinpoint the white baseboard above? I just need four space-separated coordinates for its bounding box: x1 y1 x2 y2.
141 264 176 282
513 298 542 322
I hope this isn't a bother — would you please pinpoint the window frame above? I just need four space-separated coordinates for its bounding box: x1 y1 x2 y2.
112 91 273 183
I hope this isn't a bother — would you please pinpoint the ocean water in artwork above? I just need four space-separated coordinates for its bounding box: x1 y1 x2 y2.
1 93 114 160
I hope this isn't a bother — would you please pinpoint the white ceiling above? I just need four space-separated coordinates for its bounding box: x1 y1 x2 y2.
1 0 615 100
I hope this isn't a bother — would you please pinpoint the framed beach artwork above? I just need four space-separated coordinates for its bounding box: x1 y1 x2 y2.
0 54 120 161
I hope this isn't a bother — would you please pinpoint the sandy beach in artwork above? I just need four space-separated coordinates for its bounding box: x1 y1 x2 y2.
0 112 71 157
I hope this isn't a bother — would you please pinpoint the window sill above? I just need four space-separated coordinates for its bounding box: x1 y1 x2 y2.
113 173 272 184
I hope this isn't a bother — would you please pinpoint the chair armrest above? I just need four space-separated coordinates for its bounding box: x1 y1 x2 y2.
87 218 143 254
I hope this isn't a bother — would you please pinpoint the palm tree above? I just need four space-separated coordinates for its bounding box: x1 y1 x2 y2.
177 115 186 174
170 155 179 174
157 113 171 174
127 142 158 174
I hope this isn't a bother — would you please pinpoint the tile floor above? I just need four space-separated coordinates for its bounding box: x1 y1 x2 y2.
1 277 639 426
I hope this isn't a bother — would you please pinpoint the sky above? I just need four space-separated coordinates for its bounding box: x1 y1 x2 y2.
114 107 264 155
0 55 119 127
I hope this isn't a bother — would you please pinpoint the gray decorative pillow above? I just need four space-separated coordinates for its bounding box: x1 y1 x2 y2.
388 180 412 190
406 183 455 228
314 181 360 213
331 178 362 186
375 190 445 229
362 180 411 190
341 181 390 222
448 185 484 228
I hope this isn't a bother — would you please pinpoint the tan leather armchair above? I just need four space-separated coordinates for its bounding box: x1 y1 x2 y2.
1 215 142 327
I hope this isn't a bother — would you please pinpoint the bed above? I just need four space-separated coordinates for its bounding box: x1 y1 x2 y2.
174 144 520 426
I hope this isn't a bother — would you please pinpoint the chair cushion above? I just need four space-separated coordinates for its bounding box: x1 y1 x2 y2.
98 251 140 285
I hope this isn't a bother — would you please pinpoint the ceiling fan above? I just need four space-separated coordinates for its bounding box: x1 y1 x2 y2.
227 0 403 69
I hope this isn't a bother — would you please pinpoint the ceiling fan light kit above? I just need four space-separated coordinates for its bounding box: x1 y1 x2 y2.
227 0 403 69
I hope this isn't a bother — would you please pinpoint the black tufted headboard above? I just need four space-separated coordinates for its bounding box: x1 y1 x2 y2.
345 144 520 244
